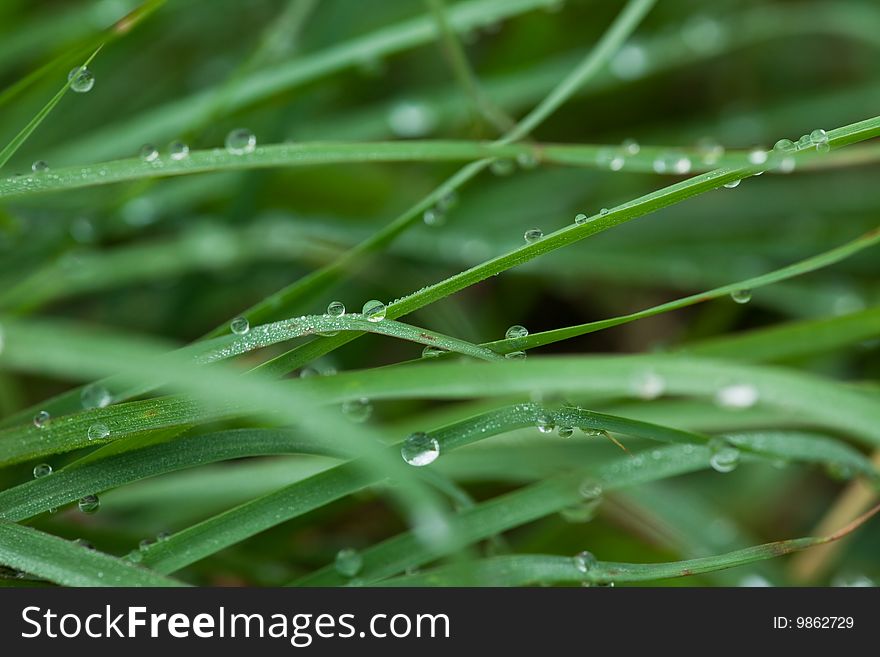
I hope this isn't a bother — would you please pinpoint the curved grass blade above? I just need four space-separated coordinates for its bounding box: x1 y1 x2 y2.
0 521 187 587
380 503 880 586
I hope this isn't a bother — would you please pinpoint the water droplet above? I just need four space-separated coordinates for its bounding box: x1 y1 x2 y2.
505 350 526 360
715 383 759 409
524 228 543 243
68 66 95 93
327 301 345 317
809 128 828 145
225 128 256 155
168 140 190 160
579 480 603 500
422 345 445 358
33 411 50 429
73 538 95 550
621 138 640 155
671 154 692 174
573 550 597 573
815 142 830 153
773 138 795 152
723 179 741 189
230 316 250 335
581 428 610 439
517 152 538 169
139 144 159 163
730 288 751 304
78 494 100 514
505 325 528 340
88 423 110 441
299 367 319 378
31 160 49 173
490 159 515 176
797 134 811 149
438 191 457 211
139 538 155 551
387 101 436 137
81 383 112 409
335 548 363 578
778 157 796 173
157 531 171 542
747 149 767 165
557 426 573 438
574 213 589 225
422 207 445 227
33 463 52 479
697 138 725 164
341 398 372 423
536 412 555 434
401 432 440 466
362 300 386 322
708 437 740 473
610 44 646 80
633 371 665 399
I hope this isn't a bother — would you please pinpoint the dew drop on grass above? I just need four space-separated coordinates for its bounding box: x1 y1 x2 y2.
574 213 589 225
505 325 528 340
557 426 574 438
535 411 555 434
708 437 740 473
33 463 52 479
387 101 436 137
778 157 796 173
797 134 811 149
579 480 603 500
715 383 759 409
815 142 830 154
505 350 526 360
401 431 440 466
78 494 100 514
747 149 767 165
81 383 112 409
809 128 828 145
335 548 363 578
68 66 95 93
168 141 190 160
31 160 49 173
362 299 386 322
422 207 445 227
632 370 665 400
341 398 372 423
490 159 514 176
610 43 646 80
139 144 159 162
773 138 795 152
422 345 445 358
581 428 610 439
327 301 345 317
33 411 50 428
723 178 741 189
524 228 543 243
88 423 110 441
230 316 250 335
225 128 256 155
621 138 640 155
573 550 597 573
730 288 752 304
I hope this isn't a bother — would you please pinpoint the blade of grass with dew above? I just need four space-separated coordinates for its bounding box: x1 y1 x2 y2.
0 46 103 169
0 521 187 587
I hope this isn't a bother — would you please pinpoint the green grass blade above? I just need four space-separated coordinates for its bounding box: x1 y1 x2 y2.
0 521 187 587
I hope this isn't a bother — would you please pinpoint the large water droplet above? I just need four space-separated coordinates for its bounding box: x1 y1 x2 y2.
505 350 526 360
573 550 597 573
581 427 610 439
78 494 100 514
422 345 445 358
31 160 49 173
139 144 159 162
773 138 795 153
524 228 543 244
535 411 555 434
708 437 740 473
362 300 386 322
33 463 52 479
168 141 190 160
557 426 574 438
723 178 741 189
633 370 665 400
401 432 440 466
327 301 345 317
730 288 751 304
422 206 445 227
68 66 95 93
342 398 372 423
88 423 110 441
747 149 767 165
574 213 589 225
335 548 363 578
809 128 828 145
81 383 112 409
225 128 256 155
490 159 515 176
230 316 250 335
715 383 759 409
505 325 528 340
33 411 50 429
621 138 640 155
